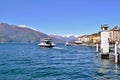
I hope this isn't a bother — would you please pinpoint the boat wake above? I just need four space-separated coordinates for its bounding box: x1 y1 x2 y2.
53 47 65 50
77 50 97 53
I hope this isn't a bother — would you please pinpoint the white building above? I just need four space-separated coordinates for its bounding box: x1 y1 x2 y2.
100 24 110 58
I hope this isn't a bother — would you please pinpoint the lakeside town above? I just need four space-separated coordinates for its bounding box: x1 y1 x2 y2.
0 23 120 46
75 24 120 46
1 23 120 79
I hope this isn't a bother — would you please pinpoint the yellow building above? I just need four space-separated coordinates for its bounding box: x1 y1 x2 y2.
78 32 100 44
78 25 120 44
91 32 101 44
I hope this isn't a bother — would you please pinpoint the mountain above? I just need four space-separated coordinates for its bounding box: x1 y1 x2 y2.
49 34 78 42
0 23 55 43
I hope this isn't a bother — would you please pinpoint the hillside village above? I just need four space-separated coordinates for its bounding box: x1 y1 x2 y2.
78 24 120 45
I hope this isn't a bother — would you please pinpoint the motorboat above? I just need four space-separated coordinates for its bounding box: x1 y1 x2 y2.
65 41 82 46
38 38 56 48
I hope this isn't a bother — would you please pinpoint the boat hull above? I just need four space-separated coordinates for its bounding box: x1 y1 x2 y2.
39 45 55 48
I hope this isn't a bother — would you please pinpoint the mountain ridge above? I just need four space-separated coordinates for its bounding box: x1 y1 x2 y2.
0 23 50 43
0 23 78 43
49 34 78 42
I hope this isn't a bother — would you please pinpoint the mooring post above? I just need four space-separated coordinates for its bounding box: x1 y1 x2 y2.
96 43 99 57
96 43 99 52
115 41 118 64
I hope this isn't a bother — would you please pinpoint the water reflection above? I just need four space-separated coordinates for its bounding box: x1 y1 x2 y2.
95 59 120 80
96 52 99 58
99 59 110 73
114 64 118 73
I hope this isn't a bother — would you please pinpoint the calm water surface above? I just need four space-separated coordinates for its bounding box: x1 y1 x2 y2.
0 43 120 80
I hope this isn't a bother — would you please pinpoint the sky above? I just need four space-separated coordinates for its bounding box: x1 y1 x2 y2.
0 0 120 36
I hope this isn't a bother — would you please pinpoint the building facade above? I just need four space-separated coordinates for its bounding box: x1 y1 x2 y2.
92 32 101 44
78 33 100 44
109 26 120 43
78 35 90 43
78 25 120 44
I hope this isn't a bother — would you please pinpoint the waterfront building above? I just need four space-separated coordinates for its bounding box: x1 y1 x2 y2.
109 26 120 43
91 32 100 44
78 33 100 44
78 35 90 43
78 25 120 46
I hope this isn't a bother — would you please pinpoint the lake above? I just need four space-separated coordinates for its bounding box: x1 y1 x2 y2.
0 43 120 80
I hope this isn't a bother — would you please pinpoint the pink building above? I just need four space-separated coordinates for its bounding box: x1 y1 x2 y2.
109 26 120 43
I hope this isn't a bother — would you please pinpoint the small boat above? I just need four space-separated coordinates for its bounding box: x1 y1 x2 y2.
65 41 82 46
38 38 56 48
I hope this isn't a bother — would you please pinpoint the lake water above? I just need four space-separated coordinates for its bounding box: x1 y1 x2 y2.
0 43 120 80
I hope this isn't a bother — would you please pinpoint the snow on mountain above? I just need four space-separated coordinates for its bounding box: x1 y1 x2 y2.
50 34 79 38
18 25 80 42
63 34 79 38
49 34 78 42
18 25 39 32
0 23 49 43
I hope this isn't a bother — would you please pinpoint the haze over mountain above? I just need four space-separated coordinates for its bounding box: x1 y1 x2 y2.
0 23 77 43
49 34 78 42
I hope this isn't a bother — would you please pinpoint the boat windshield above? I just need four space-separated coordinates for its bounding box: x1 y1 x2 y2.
46 41 51 44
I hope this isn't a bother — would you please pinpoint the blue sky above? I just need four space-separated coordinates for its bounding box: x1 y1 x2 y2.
0 0 120 35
